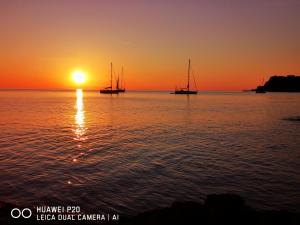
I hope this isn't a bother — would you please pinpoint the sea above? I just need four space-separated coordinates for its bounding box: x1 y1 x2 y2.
0 90 300 215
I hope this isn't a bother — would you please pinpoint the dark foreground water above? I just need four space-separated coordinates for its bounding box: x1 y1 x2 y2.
0 90 300 215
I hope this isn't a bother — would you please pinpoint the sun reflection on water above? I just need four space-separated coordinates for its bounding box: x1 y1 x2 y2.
73 89 87 141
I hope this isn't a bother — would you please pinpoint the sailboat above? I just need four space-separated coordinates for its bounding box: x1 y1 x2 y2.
100 63 125 94
174 59 198 95
116 66 125 93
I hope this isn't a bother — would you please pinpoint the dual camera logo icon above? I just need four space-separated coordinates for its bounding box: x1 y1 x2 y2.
11 208 32 219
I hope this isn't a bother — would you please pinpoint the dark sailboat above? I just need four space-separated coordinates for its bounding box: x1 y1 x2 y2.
174 59 198 95
116 66 125 93
100 63 125 94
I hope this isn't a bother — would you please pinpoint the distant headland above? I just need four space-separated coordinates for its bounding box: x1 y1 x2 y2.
254 75 300 92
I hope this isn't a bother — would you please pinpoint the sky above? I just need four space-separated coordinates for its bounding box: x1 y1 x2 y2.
0 0 299 90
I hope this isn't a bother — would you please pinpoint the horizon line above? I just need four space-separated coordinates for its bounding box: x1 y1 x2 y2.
0 87 248 92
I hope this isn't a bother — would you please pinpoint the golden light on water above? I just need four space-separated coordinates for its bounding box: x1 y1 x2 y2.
73 89 87 141
76 89 84 125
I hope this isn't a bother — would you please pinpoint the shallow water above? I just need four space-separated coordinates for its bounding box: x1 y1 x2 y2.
0 90 300 214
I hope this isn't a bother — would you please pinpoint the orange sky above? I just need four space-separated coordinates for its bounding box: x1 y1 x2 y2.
0 0 299 90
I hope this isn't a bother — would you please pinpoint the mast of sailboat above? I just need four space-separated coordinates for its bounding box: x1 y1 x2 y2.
110 62 113 90
187 59 191 92
121 66 123 89
116 76 119 90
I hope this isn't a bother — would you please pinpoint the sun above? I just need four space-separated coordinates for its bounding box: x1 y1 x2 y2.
72 70 86 84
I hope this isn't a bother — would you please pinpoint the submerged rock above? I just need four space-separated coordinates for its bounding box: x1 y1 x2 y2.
283 116 300 122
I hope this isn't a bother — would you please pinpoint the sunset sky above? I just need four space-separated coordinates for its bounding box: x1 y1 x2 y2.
0 0 299 90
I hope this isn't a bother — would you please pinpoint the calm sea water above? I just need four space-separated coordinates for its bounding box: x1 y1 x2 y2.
0 90 300 214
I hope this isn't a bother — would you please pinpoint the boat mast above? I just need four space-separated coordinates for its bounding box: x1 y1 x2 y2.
121 66 124 89
116 75 119 90
187 59 191 91
110 62 113 90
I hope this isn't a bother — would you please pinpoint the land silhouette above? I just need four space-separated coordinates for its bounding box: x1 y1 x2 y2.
255 75 300 92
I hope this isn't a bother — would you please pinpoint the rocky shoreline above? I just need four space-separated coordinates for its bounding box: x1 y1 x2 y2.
254 75 300 92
